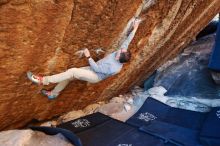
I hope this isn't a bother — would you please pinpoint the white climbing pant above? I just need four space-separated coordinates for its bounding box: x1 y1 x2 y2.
42 67 101 95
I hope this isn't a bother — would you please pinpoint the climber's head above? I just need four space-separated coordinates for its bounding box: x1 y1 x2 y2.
116 48 131 63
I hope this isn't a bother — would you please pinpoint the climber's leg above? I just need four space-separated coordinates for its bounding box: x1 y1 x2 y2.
40 67 101 99
49 67 101 95
51 79 71 95
40 79 71 99
43 67 101 85
68 67 101 83
120 17 142 50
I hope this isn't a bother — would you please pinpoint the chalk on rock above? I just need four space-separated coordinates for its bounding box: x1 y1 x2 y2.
127 98 134 105
94 48 105 55
110 97 126 103
83 103 101 114
59 110 85 123
74 48 87 58
98 102 124 116
40 121 57 127
142 0 157 11
147 86 167 96
124 103 132 112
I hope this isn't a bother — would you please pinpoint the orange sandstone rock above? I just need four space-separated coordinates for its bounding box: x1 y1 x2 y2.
0 0 219 130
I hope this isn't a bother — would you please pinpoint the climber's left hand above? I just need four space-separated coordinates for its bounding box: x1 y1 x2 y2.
84 48 91 58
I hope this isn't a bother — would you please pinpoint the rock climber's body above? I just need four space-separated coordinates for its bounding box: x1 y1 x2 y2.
27 18 141 99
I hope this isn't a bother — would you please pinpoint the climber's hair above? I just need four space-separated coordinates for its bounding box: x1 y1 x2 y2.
119 51 131 63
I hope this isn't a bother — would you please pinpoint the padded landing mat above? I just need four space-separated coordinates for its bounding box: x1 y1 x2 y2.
139 120 202 146
126 97 207 130
57 112 111 133
126 97 208 146
32 99 209 146
57 112 169 146
77 119 165 146
57 112 165 146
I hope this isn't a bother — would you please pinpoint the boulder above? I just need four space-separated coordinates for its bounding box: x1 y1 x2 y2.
0 130 73 146
0 0 220 130
98 102 124 116
83 103 101 114
59 110 85 123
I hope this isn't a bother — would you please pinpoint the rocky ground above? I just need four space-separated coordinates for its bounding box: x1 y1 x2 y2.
39 86 145 127
0 130 73 146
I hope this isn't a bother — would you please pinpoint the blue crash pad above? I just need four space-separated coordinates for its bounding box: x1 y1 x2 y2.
57 112 111 133
31 99 215 146
126 97 208 146
209 20 220 71
139 120 202 146
77 119 166 146
126 97 207 130
200 107 220 146
57 112 165 146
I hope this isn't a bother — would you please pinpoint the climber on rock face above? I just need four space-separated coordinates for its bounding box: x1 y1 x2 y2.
27 17 142 99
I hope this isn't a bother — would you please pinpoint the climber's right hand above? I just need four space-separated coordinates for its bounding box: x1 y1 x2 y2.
134 17 142 28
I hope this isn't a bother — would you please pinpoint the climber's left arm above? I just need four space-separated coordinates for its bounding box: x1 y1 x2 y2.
118 18 141 51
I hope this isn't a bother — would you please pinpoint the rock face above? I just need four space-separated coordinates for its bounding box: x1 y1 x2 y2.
0 0 219 130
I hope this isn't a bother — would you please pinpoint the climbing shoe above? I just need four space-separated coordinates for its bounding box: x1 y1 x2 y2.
41 89 58 100
27 71 43 85
211 71 220 85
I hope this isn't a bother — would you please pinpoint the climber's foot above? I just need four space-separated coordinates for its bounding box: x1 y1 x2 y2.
27 71 43 85
41 89 58 100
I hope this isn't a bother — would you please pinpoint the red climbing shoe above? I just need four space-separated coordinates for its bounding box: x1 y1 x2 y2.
27 71 43 85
